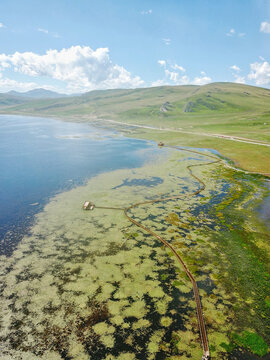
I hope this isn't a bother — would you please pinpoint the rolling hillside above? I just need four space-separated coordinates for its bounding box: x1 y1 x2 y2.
0 93 31 106
1 82 269 140
0 82 269 121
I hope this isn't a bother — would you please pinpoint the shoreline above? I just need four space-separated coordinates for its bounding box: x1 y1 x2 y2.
1 112 269 176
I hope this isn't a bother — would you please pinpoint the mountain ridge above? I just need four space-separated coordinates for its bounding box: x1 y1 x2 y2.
7 88 68 99
0 82 270 120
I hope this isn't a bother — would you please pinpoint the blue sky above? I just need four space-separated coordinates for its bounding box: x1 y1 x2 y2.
0 0 269 93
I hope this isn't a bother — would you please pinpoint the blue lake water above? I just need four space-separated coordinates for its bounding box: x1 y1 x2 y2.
0 115 158 255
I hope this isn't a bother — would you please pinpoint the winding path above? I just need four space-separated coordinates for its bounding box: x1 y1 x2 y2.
85 144 227 359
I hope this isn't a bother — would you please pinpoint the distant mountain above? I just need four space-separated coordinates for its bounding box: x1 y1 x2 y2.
7 88 68 99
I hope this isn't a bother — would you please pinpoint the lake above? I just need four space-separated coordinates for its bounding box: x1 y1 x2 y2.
0 115 159 255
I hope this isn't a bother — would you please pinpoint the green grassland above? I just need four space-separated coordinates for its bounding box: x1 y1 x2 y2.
1 82 270 173
0 93 31 106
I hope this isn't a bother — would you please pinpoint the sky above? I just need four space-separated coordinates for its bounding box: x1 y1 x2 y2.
0 0 269 94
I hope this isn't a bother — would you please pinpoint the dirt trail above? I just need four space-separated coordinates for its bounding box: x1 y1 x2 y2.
102 119 270 148
87 145 226 359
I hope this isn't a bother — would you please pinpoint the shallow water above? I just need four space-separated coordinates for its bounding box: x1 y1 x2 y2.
0 116 269 359
0 115 162 255
0 148 218 360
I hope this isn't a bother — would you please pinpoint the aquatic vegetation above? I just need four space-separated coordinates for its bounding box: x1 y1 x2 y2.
0 146 269 359
231 331 268 357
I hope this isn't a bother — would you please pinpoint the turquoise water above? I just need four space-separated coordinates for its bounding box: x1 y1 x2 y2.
0 115 158 255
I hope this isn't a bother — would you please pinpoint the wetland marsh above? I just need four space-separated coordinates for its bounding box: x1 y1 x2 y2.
0 116 269 359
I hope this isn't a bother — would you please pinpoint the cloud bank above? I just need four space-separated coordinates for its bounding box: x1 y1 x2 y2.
0 45 269 93
0 46 144 93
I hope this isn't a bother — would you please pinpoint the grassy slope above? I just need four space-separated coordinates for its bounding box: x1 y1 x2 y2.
0 85 197 117
0 93 31 106
0 82 270 173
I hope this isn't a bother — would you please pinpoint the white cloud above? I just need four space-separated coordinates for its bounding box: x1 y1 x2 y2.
151 79 165 87
171 64 185 72
38 28 49 34
155 62 211 86
141 9 152 15
155 61 211 86
157 61 185 73
38 28 61 38
192 75 212 85
230 65 241 72
162 38 171 45
260 21 270 34
158 60 166 67
226 28 245 37
0 72 38 92
0 22 5 28
230 65 244 82
0 45 144 93
229 64 246 84
152 74 190 86
248 60 270 85
234 75 246 84
179 75 190 85
226 28 235 36
165 69 179 82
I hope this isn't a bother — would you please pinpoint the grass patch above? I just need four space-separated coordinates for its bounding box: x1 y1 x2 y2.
231 331 268 356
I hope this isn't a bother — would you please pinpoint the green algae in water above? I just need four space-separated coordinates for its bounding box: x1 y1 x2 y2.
0 147 269 359
0 149 198 359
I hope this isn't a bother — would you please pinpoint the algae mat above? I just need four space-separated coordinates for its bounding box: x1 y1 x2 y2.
0 146 269 360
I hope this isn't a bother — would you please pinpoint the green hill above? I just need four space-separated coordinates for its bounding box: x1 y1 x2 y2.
0 85 197 117
0 93 31 106
1 82 269 122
